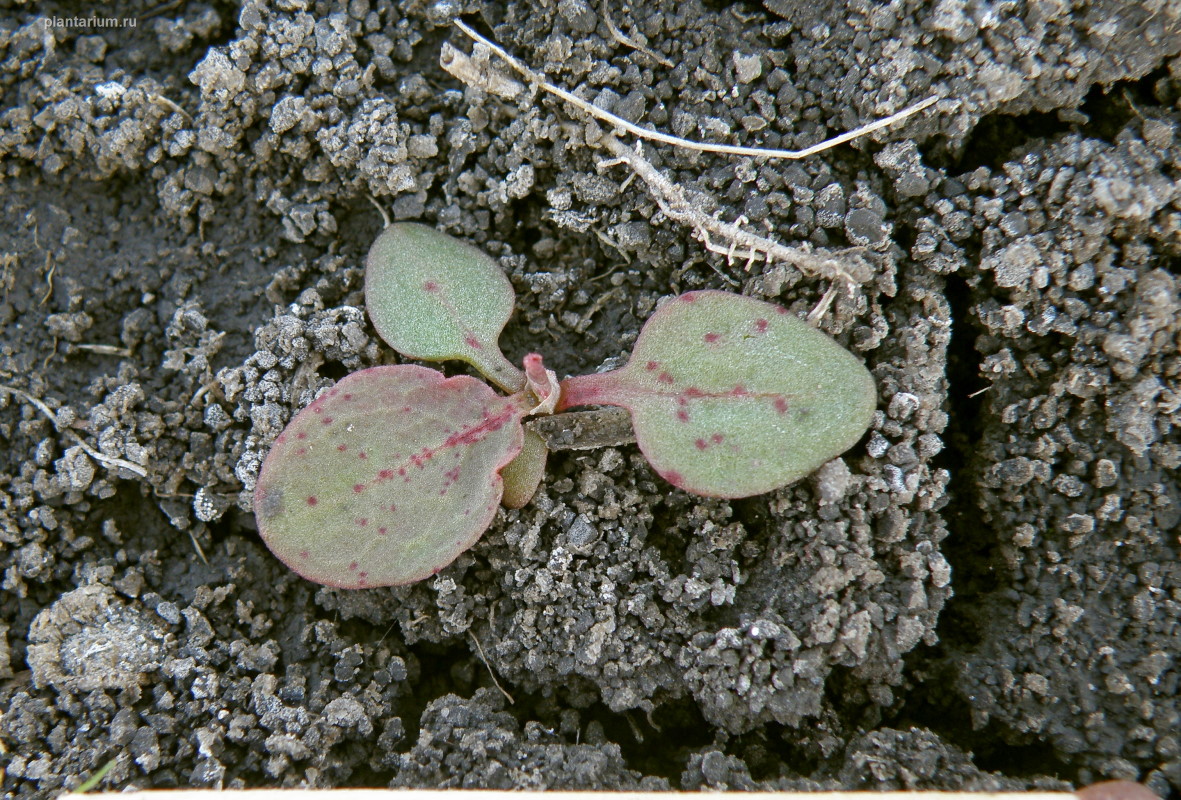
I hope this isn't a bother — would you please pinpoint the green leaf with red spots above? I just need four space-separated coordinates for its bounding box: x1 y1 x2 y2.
557 291 877 498
254 365 528 588
365 223 524 392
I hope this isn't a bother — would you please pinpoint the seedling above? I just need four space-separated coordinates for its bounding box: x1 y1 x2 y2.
254 223 876 587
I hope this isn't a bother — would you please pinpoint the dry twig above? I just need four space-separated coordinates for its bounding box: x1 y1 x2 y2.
595 134 867 292
603 5 674 67
450 20 936 162
149 93 193 122
73 343 132 357
0 384 149 478
442 21 937 317
470 631 515 705
40 251 55 305
367 193 391 228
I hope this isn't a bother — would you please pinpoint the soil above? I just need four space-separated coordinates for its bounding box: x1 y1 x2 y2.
1 0 1179 795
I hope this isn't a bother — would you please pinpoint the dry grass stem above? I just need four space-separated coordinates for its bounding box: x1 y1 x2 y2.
0 384 149 478
40 251 55 305
451 20 935 161
603 6 675 67
367 193 392 228
439 40 526 101
149 93 192 122
596 134 866 290
439 24 916 304
74 344 132 357
470 631 515 705
441 21 933 314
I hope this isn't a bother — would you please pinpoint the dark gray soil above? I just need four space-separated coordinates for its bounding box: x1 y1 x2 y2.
1 0 1179 794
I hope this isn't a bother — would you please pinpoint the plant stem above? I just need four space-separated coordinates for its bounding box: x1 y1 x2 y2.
556 372 625 412
476 349 527 395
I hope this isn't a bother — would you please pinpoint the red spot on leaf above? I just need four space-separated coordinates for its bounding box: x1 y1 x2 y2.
349 562 358 571
296 447 308 456
755 318 768 333
353 484 365 493
646 361 659 371
774 397 789 414
776 305 789 314
378 527 388 535
695 438 707 450
682 294 697 303
358 451 368 459
300 550 310 559
276 433 287 444
677 410 690 422
357 518 368 527
398 467 406 476
296 432 307 440
343 393 353 401
313 405 323 414
685 387 705 398
358 572 368 581
711 433 724 443
658 372 674 384
464 334 483 350
704 332 720 343
321 416 334 424
424 280 440 292
337 444 348 452
379 469 395 480
731 385 747 397
664 469 683 484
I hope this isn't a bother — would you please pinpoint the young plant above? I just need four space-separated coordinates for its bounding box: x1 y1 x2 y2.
254 223 877 587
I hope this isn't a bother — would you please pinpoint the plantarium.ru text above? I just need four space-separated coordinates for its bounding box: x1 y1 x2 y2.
253 223 876 588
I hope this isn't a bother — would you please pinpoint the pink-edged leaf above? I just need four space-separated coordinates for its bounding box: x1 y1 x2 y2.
558 290 877 498
254 365 527 588
365 222 524 392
